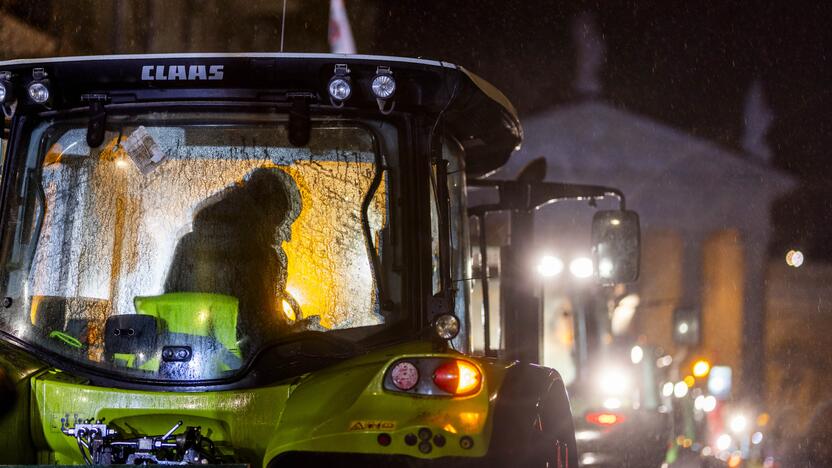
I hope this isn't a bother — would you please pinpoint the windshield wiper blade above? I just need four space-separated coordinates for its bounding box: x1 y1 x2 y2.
258 331 362 359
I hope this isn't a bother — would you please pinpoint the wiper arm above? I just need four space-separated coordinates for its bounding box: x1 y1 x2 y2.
259 331 362 359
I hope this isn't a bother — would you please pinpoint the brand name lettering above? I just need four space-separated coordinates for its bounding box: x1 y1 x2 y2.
141 65 224 81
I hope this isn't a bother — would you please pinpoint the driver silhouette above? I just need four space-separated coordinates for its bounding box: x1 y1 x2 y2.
164 167 302 331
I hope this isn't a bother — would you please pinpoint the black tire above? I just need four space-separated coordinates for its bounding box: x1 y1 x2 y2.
485 364 579 467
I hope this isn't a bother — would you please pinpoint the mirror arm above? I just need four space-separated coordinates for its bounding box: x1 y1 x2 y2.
468 179 627 211
530 182 626 211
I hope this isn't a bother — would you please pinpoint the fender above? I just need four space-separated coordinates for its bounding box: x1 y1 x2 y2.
0 340 48 464
486 362 579 467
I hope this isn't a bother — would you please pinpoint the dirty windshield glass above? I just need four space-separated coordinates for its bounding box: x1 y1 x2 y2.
0 114 389 381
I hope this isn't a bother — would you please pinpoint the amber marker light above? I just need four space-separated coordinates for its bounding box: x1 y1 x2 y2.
433 360 482 395
692 359 711 378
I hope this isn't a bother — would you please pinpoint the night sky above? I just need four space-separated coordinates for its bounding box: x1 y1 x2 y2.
362 1 832 260
3 0 831 259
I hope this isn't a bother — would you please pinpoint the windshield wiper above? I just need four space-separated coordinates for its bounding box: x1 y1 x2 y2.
257 330 362 360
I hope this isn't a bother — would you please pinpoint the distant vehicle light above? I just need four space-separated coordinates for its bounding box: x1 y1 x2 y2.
371 71 396 99
657 355 673 367
630 345 644 364
27 82 49 104
786 249 804 267
703 395 717 412
708 366 733 398
598 257 614 277
662 381 674 397
673 381 688 398
586 411 625 427
0 82 6 103
390 361 419 391
716 433 732 451
729 414 748 433
751 431 763 445
570 257 593 278
433 360 481 395
598 366 630 395
536 255 563 277
693 359 711 378
602 397 622 409
678 321 689 334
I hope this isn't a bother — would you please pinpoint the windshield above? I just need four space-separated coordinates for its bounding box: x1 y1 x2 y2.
0 113 394 381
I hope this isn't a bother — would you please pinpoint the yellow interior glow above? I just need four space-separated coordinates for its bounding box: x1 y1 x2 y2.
280 162 386 329
442 423 458 434
456 361 482 394
281 299 296 322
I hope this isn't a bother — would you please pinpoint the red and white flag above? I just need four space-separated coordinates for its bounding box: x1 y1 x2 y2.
329 0 356 54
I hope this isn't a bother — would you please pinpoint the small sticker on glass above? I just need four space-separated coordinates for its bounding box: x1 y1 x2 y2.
122 126 166 174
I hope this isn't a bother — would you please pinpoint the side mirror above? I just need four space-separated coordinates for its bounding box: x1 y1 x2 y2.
591 210 640 285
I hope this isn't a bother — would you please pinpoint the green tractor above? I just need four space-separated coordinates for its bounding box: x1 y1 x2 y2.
0 53 639 466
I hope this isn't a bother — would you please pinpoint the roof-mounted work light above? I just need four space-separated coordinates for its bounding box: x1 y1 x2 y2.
371 66 396 114
27 68 50 105
0 72 13 104
327 64 352 107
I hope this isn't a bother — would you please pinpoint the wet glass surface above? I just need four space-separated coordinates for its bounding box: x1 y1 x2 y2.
0 116 387 380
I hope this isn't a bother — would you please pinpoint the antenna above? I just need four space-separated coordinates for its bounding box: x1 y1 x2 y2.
280 0 288 52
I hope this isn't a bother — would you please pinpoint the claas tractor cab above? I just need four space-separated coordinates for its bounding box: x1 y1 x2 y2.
0 53 639 467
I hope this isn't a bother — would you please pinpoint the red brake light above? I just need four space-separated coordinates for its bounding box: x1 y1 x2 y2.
433 360 481 395
586 411 625 427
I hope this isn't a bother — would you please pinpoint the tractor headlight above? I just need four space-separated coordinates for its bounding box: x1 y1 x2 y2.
434 313 460 340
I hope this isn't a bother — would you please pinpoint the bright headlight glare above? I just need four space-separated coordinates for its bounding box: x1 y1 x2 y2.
0 82 7 103
371 73 396 99
716 433 732 451
537 255 563 277
673 381 689 398
328 77 351 102
28 82 49 104
630 345 644 364
598 367 630 395
729 414 748 433
570 257 593 278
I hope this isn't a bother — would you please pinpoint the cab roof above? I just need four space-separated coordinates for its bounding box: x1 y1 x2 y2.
0 53 522 176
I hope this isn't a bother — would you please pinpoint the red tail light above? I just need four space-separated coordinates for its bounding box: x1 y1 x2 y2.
586 411 625 427
432 360 482 395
